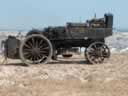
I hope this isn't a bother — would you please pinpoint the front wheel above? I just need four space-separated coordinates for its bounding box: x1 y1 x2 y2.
85 42 110 64
19 34 53 65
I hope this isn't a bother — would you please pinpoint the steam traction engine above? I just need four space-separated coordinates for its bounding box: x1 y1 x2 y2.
3 13 113 64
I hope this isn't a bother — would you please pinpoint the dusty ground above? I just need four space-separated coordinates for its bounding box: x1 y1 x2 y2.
0 53 128 96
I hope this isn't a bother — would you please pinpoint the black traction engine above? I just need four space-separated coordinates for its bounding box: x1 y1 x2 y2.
3 13 113 64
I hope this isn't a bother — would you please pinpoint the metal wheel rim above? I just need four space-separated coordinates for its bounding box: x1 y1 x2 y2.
19 34 53 64
86 42 110 64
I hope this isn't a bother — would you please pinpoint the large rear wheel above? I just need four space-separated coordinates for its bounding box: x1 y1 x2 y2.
19 34 53 64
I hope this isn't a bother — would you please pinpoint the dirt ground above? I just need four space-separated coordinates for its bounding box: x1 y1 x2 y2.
0 53 128 96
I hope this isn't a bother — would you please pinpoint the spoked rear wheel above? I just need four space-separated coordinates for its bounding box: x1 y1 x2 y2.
19 34 53 64
85 42 110 64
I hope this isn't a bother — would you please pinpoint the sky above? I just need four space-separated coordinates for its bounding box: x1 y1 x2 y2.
0 0 127 30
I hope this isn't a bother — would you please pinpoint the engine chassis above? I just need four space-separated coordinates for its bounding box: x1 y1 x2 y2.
3 13 113 64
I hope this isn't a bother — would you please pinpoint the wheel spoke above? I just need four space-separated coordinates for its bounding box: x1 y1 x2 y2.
33 55 37 61
39 43 46 48
39 40 43 46
42 46 49 49
93 44 97 50
97 57 103 63
27 41 33 48
36 55 39 61
35 39 39 48
23 51 30 55
43 55 48 59
23 48 32 52
102 53 109 57
89 56 95 61
36 54 41 59
32 55 35 61
30 56 33 61
24 43 31 48
24 53 31 59
90 47 95 51
32 37 35 45
40 50 48 53
40 41 49 48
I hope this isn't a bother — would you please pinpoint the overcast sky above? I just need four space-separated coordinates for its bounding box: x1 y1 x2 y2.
0 0 127 30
